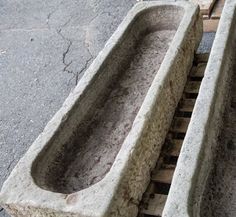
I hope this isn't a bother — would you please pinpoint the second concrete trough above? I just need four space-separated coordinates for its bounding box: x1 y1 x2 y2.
163 0 236 216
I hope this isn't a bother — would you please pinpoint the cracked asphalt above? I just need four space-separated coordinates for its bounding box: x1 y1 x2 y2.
0 0 214 216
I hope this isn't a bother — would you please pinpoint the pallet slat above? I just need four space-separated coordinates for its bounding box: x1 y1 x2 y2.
190 63 206 78
191 0 217 15
142 182 157 200
171 117 190 134
211 0 225 19
152 168 175 184
169 139 183 157
203 19 219 32
141 195 167 215
141 194 167 216
178 99 196 113
195 53 209 63
184 81 201 94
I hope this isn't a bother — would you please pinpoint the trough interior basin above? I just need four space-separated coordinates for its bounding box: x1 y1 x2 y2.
31 6 184 194
200 71 236 217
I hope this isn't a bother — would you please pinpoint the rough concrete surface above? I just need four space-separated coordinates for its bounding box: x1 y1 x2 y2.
43 30 175 194
163 0 235 215
0 0 137 216
200 71 236 217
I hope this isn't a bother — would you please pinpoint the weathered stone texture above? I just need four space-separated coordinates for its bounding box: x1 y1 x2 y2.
163 1 236 216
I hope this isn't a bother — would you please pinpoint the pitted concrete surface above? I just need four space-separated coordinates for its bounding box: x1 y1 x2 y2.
0 1 137 216
42 30 175 194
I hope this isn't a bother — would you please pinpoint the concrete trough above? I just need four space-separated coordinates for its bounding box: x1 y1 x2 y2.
163 0 236 216
0 1 202 217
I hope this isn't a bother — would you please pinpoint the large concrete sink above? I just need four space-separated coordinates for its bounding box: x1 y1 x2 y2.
0 1 201 216
163 0 236 216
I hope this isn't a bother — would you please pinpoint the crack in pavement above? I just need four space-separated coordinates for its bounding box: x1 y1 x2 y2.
45 0 109 86
47 3 110 86
6 159 15 172
75 56 93 85
62 39 73 73
57 28 94 86
53 8 98 86
56 29 76 78
46 0 64 29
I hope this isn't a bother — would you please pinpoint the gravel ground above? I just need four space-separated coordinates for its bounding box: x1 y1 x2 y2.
197 32 215 54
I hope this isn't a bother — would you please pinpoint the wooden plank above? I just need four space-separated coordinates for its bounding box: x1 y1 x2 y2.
190 63 206 78
203 14 210 20
171 117 190 134
184 81 201 94
191 0 217 15
179 99 196 113
195 53 209 63
169 139 183 157
211 0 225 19
196 63 207 77
141 194 167 216
152 168 175 184
203 19 219 32
142 182 157 200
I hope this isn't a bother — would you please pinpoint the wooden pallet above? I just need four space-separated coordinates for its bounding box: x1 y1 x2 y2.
201 0 225 32
141 194 168 216
138 55 208 217
139 15 214 214
194 53 209 63
211 0 225 19
191 0 217 15
203 19 219 32
152 167 175 184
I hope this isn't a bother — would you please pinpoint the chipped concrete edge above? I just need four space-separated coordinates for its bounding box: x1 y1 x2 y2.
163 1 236 217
